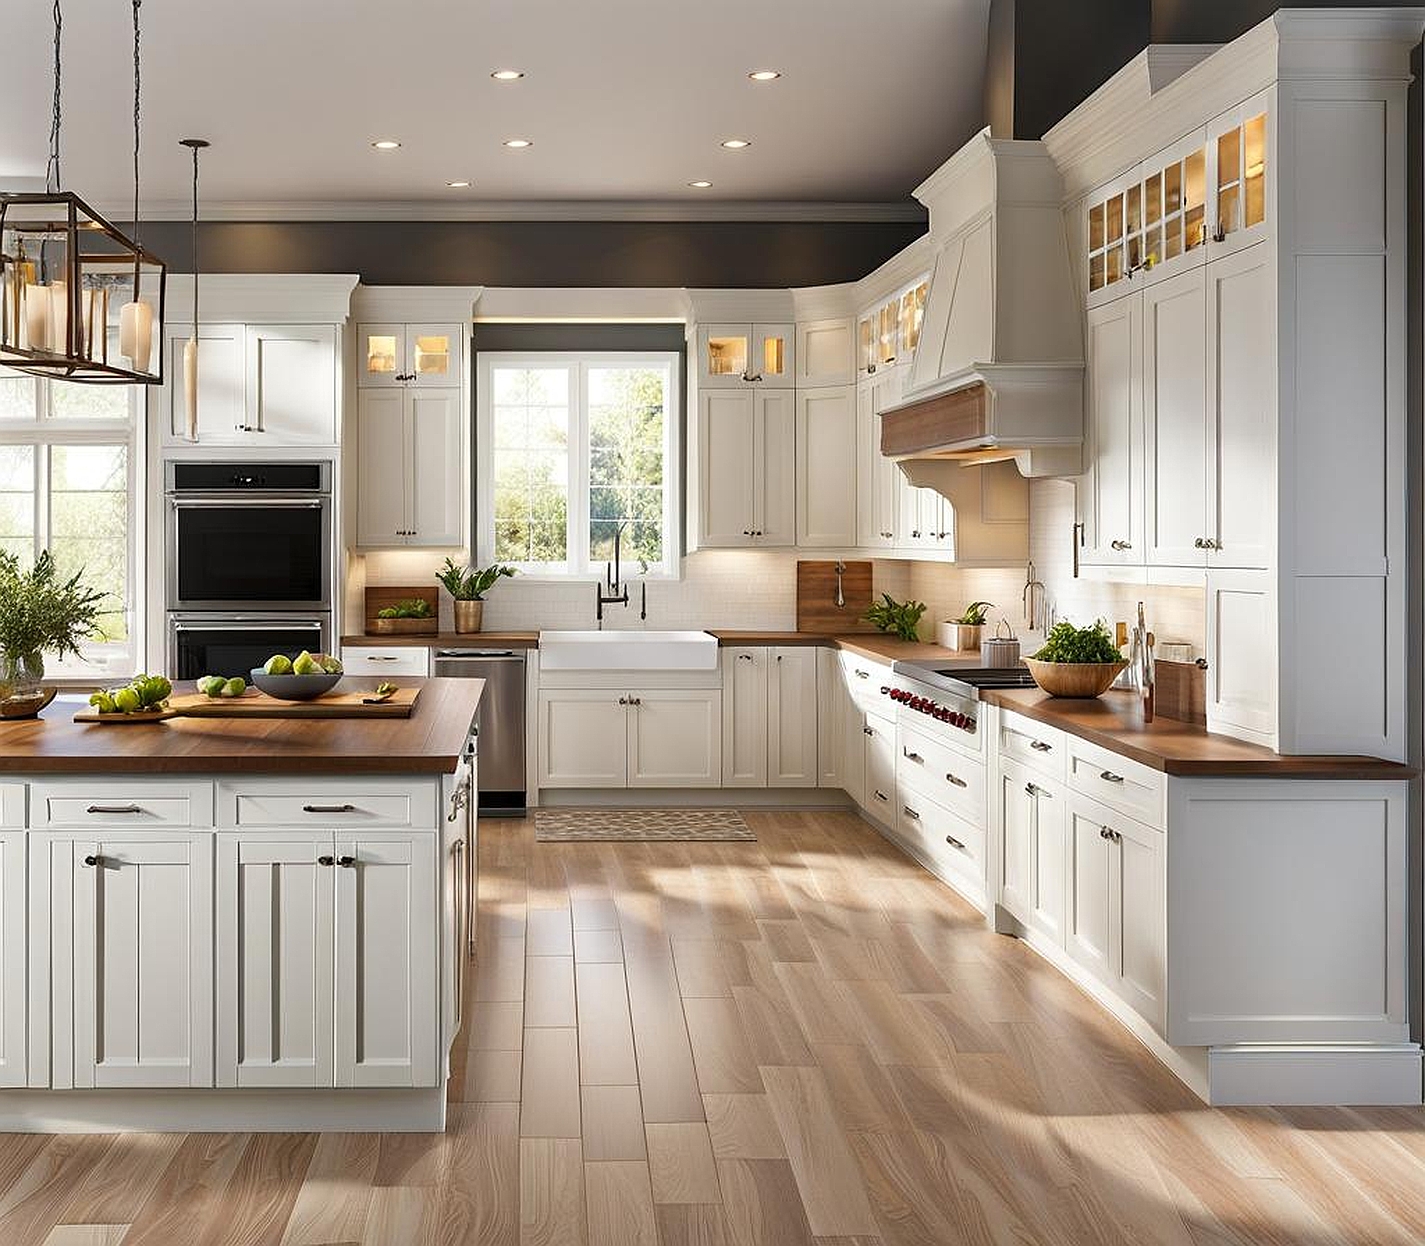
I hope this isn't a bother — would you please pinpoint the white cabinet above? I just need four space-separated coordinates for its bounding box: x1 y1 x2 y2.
72 833 214 1088
796 318 854 387
767 648 818 787
1205 568 1277 746
997 757 1064 945
340 646 432 677
697 323 793 387
359 322 463 388
0 833 24 1088
161 322 245 443
627 691 723 787
1081 295 1141 564
857 368 903 548
356 386 463 548
899 477 948 553
698 389 794 547
795 387 857 547
537 691 630 787
862 712 897 821
722 648 768 787
816 647 845 791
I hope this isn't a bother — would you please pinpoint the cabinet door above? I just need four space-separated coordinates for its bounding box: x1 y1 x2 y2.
245 324 338 443
407 323 463 387
0 833 24 1088
335 834 438 1088
816 647 844 790
1065 803 1115 983
73 834 214 1088
860 370 902 546
700 390 756 546
1114 813 1165 1030
699 323 751 388
855 380 888 547
796 387 857 546
998 759 1034 925
1142 267 1208 567
162 322 246 443
752 324 794 385
1206 568 1277 745
863 713 896 820
359 323 406 387
768 648 818 788
841 702 867 809
537 691 628 787
754 390 796 546
408 388 464 547
899 479 943 552
722 648 768 788
216 833 334 1088
1082 295 1142 563
1027 777 1066 945
356 388 410 547
1207 245 1274 569
1205 93 1271 261
1137 128 1211 289
627 690 722 787
796 318 854 388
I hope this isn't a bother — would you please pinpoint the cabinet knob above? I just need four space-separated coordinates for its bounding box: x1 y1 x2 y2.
82 854 104 867
863 725 874 736
317 855 335 867
337 855 357 868
1099 826 1121 842
1110 539 1132 551
737 653 753 662
743 529 752 537
618 696 629 705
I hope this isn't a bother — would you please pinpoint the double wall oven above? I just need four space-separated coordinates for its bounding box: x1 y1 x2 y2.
165 462 334 678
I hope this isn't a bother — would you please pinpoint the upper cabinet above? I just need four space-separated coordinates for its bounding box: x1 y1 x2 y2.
795 318 855 388
359 323 463 388
856 279 927 377
1207 96 1270 260
697 323 793 388
698 389 795 548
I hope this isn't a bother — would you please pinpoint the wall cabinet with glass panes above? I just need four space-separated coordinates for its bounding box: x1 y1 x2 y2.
856 278 927 377
1086 91 1269 307
695 324 793 389
358 323 463 388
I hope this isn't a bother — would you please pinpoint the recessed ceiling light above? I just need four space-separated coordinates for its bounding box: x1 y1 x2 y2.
371 139 401 150
720 138 751 149
503 138 533 149
748 70 781 81
688 180 713 189
490 69 525 80
447 180 471 188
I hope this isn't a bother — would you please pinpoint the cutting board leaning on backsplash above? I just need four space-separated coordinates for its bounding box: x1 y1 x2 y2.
796 561 877 634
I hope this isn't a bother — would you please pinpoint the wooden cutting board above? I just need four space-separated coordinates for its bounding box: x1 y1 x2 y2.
796 560 877 634
75 686 420 723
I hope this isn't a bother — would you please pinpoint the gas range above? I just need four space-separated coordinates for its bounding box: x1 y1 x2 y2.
890 661 1038 699
876 661 1038 742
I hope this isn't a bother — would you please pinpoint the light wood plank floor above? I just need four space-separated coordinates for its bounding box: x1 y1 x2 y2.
4 808 1425 1245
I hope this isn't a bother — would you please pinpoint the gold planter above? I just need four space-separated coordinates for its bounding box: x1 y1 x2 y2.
453 600 484 634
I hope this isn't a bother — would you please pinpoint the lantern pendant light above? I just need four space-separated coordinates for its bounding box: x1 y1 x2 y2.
179 138 208 441
0 0 167 383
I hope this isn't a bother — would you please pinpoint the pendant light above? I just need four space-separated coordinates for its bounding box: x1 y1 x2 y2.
0 0 167 383
179 138 208 440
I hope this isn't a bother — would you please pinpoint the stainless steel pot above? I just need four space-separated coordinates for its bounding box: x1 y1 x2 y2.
981 619 1021 667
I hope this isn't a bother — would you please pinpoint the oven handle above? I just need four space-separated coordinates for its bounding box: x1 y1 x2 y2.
173 621 324 633
169 497 327 508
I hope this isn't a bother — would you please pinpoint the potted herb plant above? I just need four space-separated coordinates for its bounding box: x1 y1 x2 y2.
0 550 107 717
941 601 995 652
1024 620 1127 698
436 558 517 634
865 593 927 643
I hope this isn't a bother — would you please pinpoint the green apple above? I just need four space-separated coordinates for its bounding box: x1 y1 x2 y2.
292 651 319 676
264 653 293 676
221 677 246 698
321 656 343 675
139 675 171 706
113 686 141 714
88 690 116 714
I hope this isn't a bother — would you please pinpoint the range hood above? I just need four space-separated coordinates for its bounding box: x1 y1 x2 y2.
882 132 1084 482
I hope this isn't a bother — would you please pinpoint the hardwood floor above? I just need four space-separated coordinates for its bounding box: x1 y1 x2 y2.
4 807 1425 1244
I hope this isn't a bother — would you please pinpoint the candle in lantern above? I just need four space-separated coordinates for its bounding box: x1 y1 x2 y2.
25 284 50 352
48 282 68 356
120 298 154 371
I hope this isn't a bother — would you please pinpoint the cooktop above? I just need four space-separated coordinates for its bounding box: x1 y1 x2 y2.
891 662 1038 698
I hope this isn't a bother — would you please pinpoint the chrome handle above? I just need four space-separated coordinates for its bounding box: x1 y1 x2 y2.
85 804 143 815
737 653 753 662
303 804 356 814
1025 782 1051 798
902 748 923 763
318 855 335 867
945 834 965 850
1028 740 1052 753
337 855 356 868
911 530 921 539
630 696 642 706
618 697 629 705
369 656 400 662
743 529 752 536
1110 539 1132 551
902 805 920 820
945 773 967 788
880 531 893 539
862 725 874 737
1193 537 1205 549
82 854 104 867
855 669 869 679
1099 826 1121 842
873 789 889 803
1099 771 1124 784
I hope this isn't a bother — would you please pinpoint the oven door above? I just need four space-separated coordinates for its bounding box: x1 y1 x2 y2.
168 616 329 681
168 497 331 612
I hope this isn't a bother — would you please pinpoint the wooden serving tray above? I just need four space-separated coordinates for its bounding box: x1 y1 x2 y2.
75 686 420 723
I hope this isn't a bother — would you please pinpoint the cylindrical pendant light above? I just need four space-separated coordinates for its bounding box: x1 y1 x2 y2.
180 138 208 441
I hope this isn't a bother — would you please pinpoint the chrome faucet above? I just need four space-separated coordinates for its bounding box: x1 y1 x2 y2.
595 520 630 628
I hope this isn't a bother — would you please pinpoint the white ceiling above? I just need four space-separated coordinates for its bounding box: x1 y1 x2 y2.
0 0 989 220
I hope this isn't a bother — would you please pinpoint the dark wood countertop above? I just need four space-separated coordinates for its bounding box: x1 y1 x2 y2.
981 688 1417 780
0 678 482 776
342 632 539 649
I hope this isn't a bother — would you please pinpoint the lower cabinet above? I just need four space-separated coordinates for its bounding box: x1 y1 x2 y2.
0 832 24 1089
863 712 897 821
540 689 722 788
997 757 1065 945
720 647 817 789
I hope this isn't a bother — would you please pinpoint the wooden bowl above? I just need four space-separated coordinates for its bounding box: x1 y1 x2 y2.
1024 658 1127 698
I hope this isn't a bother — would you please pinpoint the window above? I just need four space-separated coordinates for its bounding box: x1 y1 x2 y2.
0 371 140 678
477 352 679 576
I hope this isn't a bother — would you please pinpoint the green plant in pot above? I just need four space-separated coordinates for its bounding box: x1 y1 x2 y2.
437 558 517 634
865 593 927 643
0 550 107 717
1025 620 1127 698
945 600 994 652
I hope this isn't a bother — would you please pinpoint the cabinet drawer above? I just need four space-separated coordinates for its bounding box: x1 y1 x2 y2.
341 646 431 677
896 722 985 825
999 709 1066 781
1065 736 1165 828
219 780 437 829
897 789 987 898
0 785 23 829
840 652 891 714
31 781 212 829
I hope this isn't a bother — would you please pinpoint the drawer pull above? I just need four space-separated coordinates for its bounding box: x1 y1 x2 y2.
82 854 104 867
1028 740 1053 753
1098 770 1124 784
945 834 965 851
318 855 335 867
303 804 356 814
902 748 923 763
1099 826 1121 843
737 653 753 662
862 725 874 737
337 855 357 868
873 789 889 803
902 805 920 820
85 804 143 815
369 655 400 662
945 772 967 788
855 669 870 679
1025 782 1052 799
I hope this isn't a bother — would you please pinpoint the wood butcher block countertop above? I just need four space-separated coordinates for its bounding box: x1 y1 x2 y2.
0 677 483 776
342 631 539 649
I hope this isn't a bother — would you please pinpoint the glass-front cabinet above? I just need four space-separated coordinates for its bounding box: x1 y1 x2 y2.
856 278 928 376
359 322 463 387
1086 95 1269 305
698 323 792 388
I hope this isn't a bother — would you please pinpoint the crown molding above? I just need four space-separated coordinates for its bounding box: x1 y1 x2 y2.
80 197 928 225
165 273 358 323
352 285 486 322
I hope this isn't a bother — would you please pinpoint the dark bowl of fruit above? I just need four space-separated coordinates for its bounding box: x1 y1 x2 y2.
250 651 343 701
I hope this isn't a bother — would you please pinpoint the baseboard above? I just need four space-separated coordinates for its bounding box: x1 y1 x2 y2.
0 1086 449 1132
537 788 855 810
1207 1045 1424 1106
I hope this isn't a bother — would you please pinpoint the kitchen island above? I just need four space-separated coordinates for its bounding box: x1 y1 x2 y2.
0 677 481 1132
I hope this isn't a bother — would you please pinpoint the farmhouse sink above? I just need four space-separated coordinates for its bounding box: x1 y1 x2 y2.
538 630 719 671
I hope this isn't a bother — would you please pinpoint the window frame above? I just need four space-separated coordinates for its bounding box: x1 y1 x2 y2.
475 350 681 579
0 371 144 679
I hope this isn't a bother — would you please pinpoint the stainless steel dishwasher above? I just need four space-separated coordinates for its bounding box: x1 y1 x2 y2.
433 649 527 815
